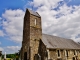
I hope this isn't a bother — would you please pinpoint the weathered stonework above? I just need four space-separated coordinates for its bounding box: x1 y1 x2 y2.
48 49 80 60
20 9 80 60
21 9 42 60
38 40 47 60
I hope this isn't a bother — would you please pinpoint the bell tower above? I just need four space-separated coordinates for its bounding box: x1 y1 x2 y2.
22 9 42 60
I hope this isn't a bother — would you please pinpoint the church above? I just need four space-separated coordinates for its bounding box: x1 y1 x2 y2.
20 9 80 60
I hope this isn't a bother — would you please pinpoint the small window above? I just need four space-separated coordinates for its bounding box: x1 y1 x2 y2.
74 50 75 55
66 50 68 57
57 50 60 57
35 19 37 25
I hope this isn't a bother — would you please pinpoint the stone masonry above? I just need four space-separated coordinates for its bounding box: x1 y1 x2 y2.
21 9 42 60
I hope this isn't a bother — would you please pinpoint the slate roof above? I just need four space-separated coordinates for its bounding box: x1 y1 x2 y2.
27 9 41 17
42 34 80 49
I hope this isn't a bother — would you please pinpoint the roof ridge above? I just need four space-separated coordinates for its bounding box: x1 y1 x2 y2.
42 33 72 41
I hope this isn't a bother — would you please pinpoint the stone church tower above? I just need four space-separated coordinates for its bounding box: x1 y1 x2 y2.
21 9 42 60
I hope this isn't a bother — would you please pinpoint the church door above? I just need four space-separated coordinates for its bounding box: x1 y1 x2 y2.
24 52 27 60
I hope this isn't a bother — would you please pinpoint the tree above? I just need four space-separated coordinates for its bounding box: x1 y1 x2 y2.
0 53 2 56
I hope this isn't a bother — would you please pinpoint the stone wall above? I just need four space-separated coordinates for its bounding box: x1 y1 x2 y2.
48 49 80 60
48 49 57 60
29 14 42 60
21 9 30 60
38 40 47 60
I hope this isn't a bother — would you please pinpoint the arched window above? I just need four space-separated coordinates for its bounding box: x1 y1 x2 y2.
74 50 75 55
66 50 68 57
35 19 37 25
57 50 60 57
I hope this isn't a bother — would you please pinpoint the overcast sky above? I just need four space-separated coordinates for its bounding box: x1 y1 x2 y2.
0 0 80 54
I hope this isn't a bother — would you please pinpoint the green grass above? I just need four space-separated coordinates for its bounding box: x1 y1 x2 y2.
6 58 12 60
